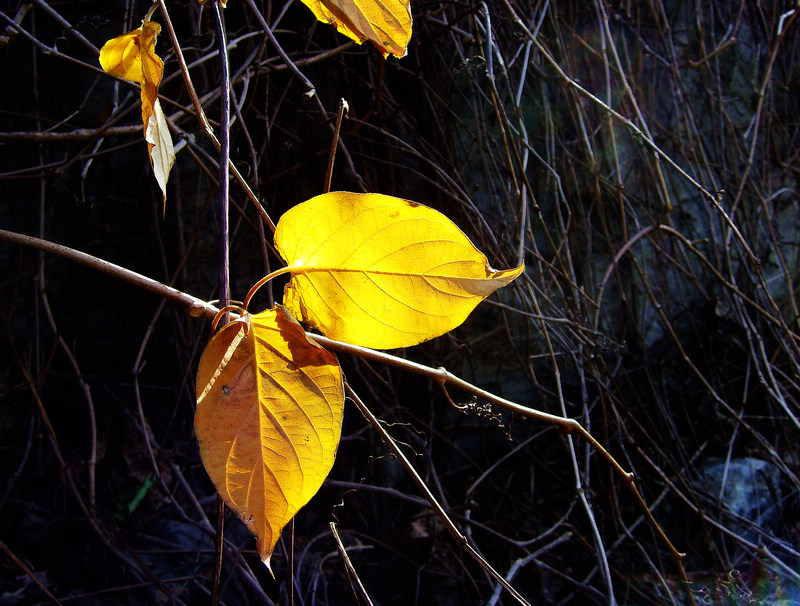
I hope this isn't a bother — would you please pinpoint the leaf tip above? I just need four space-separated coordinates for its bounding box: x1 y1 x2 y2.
262 554 274 577
490 261 525 284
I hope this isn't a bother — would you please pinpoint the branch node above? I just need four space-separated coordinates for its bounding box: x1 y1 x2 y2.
189 301 209 317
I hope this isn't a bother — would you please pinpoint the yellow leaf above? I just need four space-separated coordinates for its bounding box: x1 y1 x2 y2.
99 29 144 82
300 0 412 58
99 21 163 85
136 21 164 133
195 307 344 567
275 192 524 349
100 21 173 207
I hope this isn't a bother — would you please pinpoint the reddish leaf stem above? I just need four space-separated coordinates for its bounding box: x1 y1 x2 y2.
242 267 294 311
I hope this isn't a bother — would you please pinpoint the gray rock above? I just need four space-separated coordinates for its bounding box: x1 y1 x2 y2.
697 457 782 542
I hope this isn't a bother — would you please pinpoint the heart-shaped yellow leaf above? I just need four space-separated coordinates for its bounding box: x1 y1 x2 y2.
195 307 344 567
275 192 524 349
300 0 412 58
99 21 175 209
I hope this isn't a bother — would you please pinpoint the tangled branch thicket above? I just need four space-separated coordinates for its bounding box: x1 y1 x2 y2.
2 1 799 604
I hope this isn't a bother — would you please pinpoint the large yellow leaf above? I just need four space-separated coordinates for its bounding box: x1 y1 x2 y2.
300 0 412 58
275 192 524 349
99 21 175 208
195 307 344 567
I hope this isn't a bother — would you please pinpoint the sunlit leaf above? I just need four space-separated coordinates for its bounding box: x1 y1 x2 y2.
300 0 412 58
99 26 146 82
145 99 176 210
275 191 524 349
99 20 174 208
195 307 344 568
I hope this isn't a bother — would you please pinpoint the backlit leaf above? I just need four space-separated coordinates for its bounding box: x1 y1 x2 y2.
99 26 146 82
99 21 174 208
145 99 176 210
300 0 412 58
195 308 344 567
275 192 524 349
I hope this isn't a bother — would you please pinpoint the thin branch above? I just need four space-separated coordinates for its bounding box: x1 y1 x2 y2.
324 99 349 194
345 383 533 606
0 540 61 605
0 229 219 319
330 522 375 606
210 3 231 604
156 0 276 233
